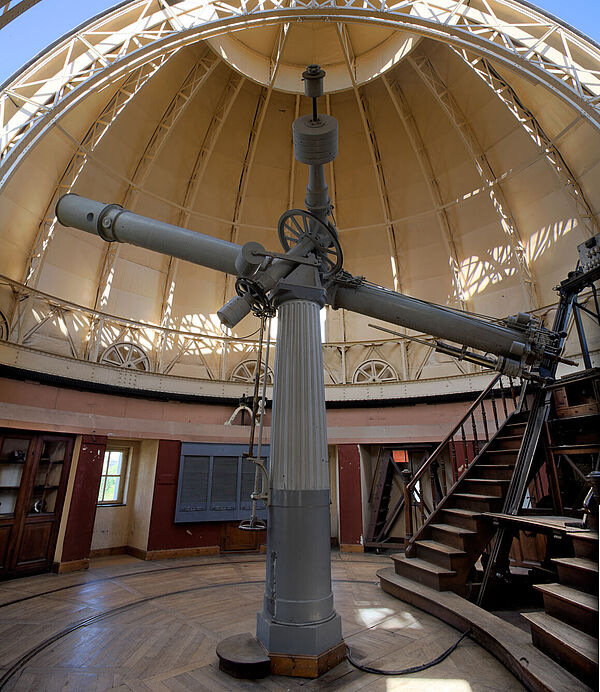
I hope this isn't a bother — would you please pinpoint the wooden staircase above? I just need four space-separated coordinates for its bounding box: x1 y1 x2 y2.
521 532 599 688
392 410 528 596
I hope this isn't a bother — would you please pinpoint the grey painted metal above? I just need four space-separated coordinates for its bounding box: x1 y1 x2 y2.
55 194 240 276
257 298 342 656
329 282 544 364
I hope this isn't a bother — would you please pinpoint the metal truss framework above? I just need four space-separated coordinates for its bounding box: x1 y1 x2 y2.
85 48 222 363
382 73 467 310
449 44 600 239
0 0 42 31
221 22 289 310
2 0 600 189
408 51 540 310
92 48 220 312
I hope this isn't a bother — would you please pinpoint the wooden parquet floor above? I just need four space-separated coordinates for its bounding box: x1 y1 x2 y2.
0 553 524 691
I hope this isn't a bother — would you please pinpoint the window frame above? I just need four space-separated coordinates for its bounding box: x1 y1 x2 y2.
174 443 270 523
97 447 131 506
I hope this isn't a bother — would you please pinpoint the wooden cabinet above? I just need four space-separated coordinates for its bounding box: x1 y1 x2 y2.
0 430 74 578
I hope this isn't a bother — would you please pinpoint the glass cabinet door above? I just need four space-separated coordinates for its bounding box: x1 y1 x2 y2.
29 439 67 515
0 436 31 517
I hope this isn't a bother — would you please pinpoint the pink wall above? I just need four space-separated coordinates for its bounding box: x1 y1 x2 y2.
0 377 474 444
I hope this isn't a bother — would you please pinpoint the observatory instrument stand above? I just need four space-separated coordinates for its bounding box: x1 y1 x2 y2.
55 63 570 682
256 65 344 675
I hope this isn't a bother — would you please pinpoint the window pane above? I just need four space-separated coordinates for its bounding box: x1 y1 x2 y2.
102 453 109 475
210 456 238 510
98 477 106 502
180 456 209 511
104 476 118 502
107 451 122 475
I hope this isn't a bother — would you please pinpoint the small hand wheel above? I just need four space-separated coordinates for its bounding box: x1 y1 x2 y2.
277 209 343 278
235 277 274 316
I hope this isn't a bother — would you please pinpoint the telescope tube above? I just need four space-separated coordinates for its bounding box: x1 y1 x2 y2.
56 194 241 276
329 282 547 364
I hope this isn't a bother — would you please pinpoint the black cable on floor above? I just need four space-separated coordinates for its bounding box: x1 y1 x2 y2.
346 629 471 676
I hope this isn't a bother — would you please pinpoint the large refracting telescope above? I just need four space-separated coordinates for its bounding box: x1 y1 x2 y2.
55 64 567 675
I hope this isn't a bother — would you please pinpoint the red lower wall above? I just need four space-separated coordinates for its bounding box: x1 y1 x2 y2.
338 444 363 546
61 435 107 562
147 439 221 551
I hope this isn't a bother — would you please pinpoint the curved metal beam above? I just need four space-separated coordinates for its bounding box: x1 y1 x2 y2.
0 0 43 30
449 44 600 239
92 49 221 313
408 51 540 310
382 73 468 311
220 22 289 308
156 69 245 371
2 1 600 192
336 23 403 293
22 49 176 288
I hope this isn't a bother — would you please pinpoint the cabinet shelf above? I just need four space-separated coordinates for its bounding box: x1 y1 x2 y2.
1 430 74 578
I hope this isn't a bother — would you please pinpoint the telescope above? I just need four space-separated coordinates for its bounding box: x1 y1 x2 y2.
56 194 562 383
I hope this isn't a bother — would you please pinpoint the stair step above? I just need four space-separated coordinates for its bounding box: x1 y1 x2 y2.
521 611 598 687
430 523 477 550
534 583 599 635
572 532 599 561
494 435 524 450
501 421 527 434
484 450 520 464
553 557 599 594
452 493 503 512
391 554 457 591
463 478 509 497
475 464 514 480
414 539 467 569
440 508 483 531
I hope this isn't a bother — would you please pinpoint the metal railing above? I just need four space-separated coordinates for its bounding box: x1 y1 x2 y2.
0 273 490 386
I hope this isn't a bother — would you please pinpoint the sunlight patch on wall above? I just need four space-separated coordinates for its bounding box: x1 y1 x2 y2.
524 218 577 264
458 246 517 301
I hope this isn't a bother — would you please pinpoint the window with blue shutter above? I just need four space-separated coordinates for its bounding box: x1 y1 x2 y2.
174 443 269 522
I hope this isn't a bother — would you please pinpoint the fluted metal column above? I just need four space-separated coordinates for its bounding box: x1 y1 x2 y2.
257 298 343 656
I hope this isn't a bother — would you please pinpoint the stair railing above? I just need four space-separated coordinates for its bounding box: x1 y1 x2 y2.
401 374 519 544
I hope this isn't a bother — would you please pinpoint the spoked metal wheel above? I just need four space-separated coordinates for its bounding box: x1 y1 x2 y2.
99 342 151 371
277 209 343 278
230 359 273 385
352 359 398 384
0 311 8 341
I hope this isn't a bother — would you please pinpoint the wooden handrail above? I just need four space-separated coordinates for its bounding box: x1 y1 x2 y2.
405 374 503 493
